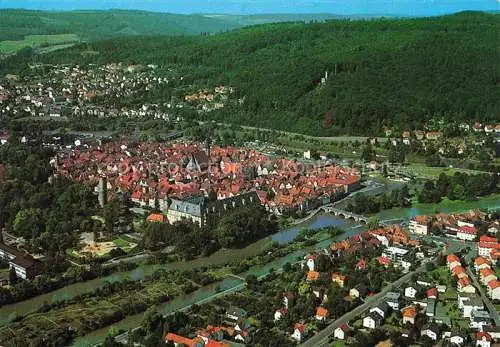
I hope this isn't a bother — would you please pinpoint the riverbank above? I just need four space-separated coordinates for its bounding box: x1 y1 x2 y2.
374 194 500 220
0 213 353 328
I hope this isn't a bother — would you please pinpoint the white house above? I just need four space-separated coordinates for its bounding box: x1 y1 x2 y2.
476 332 492 347
459 295 484 318
409 218 429 235
457 225 477 241
305 255 316 271
487 280 500 300
363 312 383 329
404 286 417 299
449 335 464 346
291 323 307 342
274 308 287 322
421 325 439 341
334 323 350 340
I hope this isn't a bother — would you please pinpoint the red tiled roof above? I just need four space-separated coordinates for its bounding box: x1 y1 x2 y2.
206 340 229 347
294 323 306 334
427 288 438 298
378 256 391 266
458 226 477 235
452 266 465 276
307 271 319 281
480 268 495 278
458 277 471 287
476 332 492 342
474 257 490 266
402 306 417 318
165 333 203 347
316 307 328 317
147 213 165 223
479 235 498 243
487 279 500 290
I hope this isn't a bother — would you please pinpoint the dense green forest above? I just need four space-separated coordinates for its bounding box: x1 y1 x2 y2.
2 11 499 135
0 10 346 43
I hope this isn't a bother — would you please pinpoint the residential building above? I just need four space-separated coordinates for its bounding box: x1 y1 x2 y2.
476 332 492 347
449 335 464 346
474 257 491 272
483 325 500 340
459 294 484 318
486 280 500 300
409 216 430 235
426 299 436 317
307 271 319 282
421 324 439 341
331 273 346 288
382 246 409 262
146 213 166 223
470 310 493 330
225 308 247 321
0 243 41 280
165 333 205 347
370 302 389 318
315 307 328 322
405 286 417 299
427 287 438 300
363 311 383 329
402 306 417 325
291 323 307 342
274 308 287 322
456 225 477 241
305 255 316 271
384 292 401 310
334 323 350 340
479 268 496 286
458 277 476 293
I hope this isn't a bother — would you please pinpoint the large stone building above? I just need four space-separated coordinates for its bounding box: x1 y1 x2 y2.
165 191 260 227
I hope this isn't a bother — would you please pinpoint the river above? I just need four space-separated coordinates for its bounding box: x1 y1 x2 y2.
0 214 353 327
1 195 498 346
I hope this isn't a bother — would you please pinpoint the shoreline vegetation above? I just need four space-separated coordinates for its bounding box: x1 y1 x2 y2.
0 226 344 346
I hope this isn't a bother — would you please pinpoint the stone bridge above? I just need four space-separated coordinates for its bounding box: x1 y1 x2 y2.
321 206 368 223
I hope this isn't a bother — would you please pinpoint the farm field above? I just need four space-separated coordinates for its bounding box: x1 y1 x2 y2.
0 34 80 53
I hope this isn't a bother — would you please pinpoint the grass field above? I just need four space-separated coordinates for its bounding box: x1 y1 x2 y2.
0 34 80 53
113 238 137 252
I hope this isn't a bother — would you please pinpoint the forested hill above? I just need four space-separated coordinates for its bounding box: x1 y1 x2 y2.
0 10 349 42
3 11 500 135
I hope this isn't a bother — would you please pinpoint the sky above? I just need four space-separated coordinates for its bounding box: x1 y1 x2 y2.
0 0 498 16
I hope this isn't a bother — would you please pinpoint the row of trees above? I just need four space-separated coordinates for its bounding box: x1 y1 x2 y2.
418 172 498 203
141 205 278 259
346 185 412 214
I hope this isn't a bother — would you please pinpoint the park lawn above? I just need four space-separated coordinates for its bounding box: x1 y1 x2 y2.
430 266 450 284
0 34 80 53
113 238 137 252
406 163 460 178
443 286 458 300
451 318 470 330
331 341 345 347
496 267 500 278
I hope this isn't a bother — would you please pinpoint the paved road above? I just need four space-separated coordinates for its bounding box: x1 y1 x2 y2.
300 245 466 347
466 268 500 326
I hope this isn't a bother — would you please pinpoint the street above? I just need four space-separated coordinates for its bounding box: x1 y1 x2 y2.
466 268 500 326
300 245 466 347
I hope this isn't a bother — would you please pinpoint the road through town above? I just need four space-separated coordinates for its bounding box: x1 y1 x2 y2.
300 244 466 347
